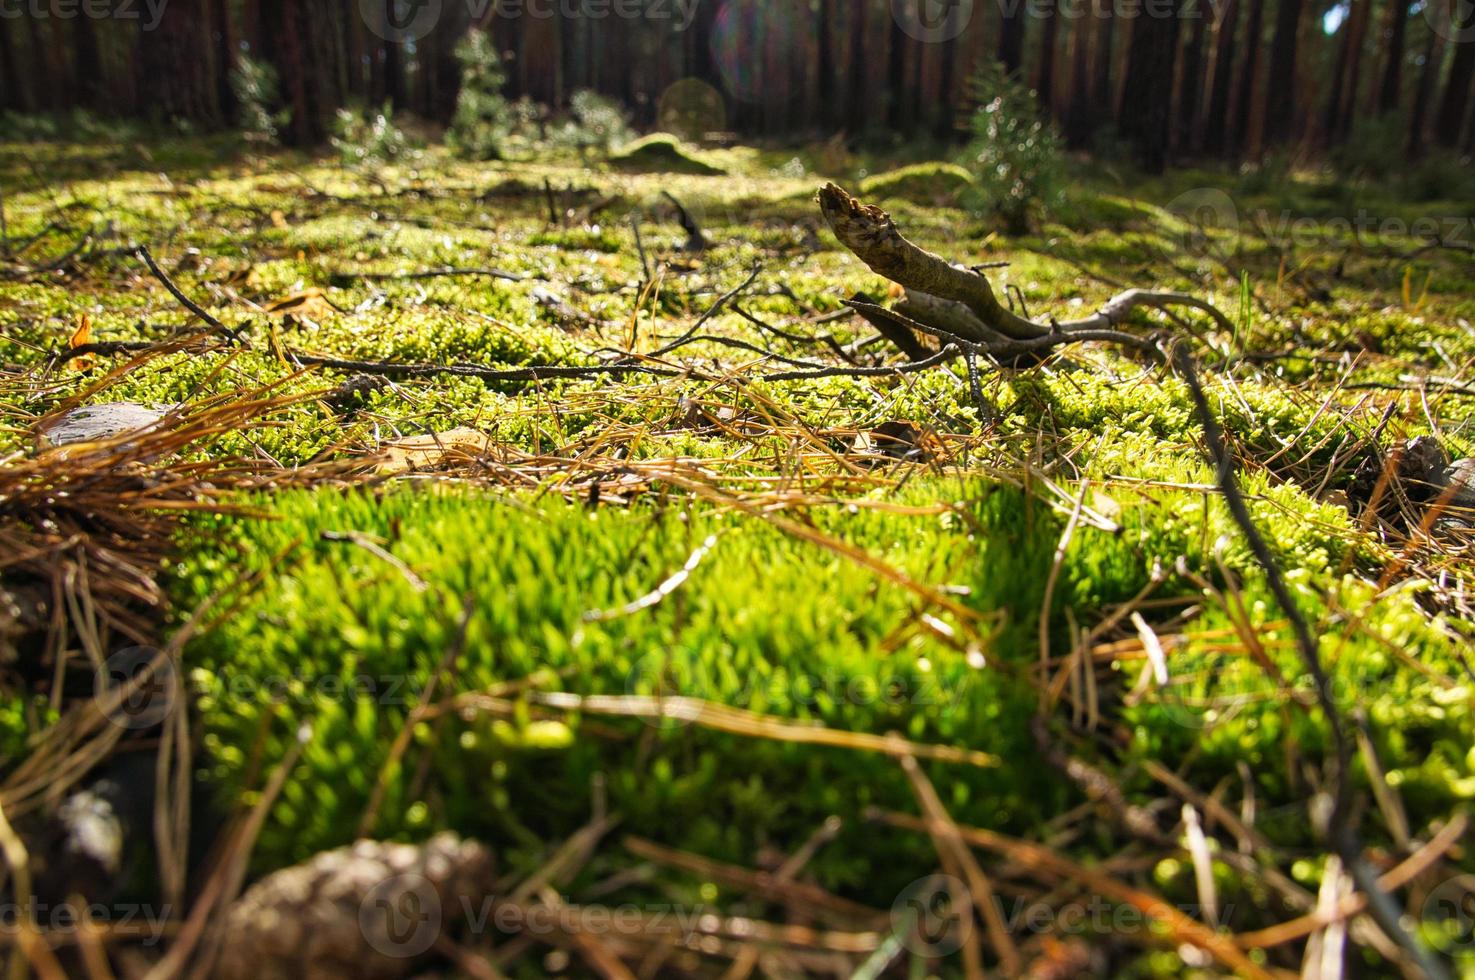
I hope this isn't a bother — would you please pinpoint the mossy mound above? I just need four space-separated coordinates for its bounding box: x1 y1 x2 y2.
859 162 976 205
177 483 1057 893
608 133 726 176
171 461 1475 905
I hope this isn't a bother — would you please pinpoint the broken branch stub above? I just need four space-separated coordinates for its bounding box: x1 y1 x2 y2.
818 182 1046 341
817 183 1235 358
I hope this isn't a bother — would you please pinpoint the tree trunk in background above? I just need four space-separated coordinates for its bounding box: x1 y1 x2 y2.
689 0 719 86
1176 6 1207 155
1035 8 1060 114
1407 29 1445 155
935 8 962 138
138 1 222 126
818 0 836 130
26 15 61 111
1065 20 1093 146
887 17 909 130
71 13 107 111
1263 0 1302 146
212 0 237 123
384 27 409 109
1120 2 1182 172
259 0 321 144
1435 36 1475 147
1201 0 1237 154
909 21 927 128
1230 0 1264 155
415 12 466 119
1091 3 1116 119
1377 0 1409 113
1324 0 1370 144
0 20 28 113
847 4 870 135
998 3 1026 75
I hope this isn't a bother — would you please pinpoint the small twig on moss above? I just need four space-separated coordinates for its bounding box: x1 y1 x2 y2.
135 245 241 341
286 351 687 382
646 265 760 358
542 177 561 226
630 213 651 283
662 191 708 253
347 267 526 284
584 534 719 622
761 345 964 382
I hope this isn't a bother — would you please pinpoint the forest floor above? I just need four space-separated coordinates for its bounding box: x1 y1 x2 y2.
2 132 1475 978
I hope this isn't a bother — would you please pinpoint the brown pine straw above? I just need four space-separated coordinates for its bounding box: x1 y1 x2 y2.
622 836 886 927
528 691 1000 768
893 743 1022 976
1235 811 1469 949
868 808 1279 980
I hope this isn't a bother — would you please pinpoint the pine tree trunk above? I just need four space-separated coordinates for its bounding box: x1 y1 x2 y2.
1177 6 1207 155
1435 37 1475 147
1035 9 1059 114
1407 29 1445 156
1120 1 1182 172
818 0 836 131
71 13 106 111
1230 0 1264 155
1091 3 1116 118
138 0 222 126
887 18 909 130
1201 0 1238 154
1263 0 1303 145
1323 0 1370 144
998 3 1026 75
935 13 962 138
1377 0 1409 114
847 3 870 135
1065 21 1093 146
0 19 27 112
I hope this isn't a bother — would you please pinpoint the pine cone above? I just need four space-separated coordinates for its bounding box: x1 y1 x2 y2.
214 834 494 980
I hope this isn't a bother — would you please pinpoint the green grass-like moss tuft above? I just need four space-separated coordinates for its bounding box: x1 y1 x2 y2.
608 133 726 176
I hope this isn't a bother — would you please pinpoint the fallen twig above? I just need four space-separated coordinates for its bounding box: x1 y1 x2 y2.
1173 344 1450 980
135 245 241 341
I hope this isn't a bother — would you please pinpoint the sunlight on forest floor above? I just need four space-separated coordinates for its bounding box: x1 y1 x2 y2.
3 136 1475 977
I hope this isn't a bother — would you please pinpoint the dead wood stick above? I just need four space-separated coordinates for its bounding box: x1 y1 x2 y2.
818 184 1233 345
349 267 525 283
1174 345 1450 980
662 191 708 252
135 245 239 339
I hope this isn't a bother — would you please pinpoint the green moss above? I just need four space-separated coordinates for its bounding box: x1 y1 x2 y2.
169 484 1016 889
859 162 976 206
608 133 726 176
6 133 1475 955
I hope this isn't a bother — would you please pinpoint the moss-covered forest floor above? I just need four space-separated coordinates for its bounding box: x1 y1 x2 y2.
3 133 1475 978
